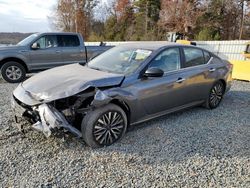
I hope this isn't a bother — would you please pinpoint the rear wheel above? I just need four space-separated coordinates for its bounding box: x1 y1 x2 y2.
81 104 127 148
1 61 26 83
205 81 225 109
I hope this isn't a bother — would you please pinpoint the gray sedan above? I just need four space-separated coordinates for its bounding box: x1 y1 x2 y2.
12 42 233 148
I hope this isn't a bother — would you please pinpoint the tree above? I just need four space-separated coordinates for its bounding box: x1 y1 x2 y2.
52 0 98 40
51 0 250 41
103 0 135 41
195 0 250 40
158 0 202 39
52 0 76 32
132 0 161 40
242 1 250 39
239 0 250 39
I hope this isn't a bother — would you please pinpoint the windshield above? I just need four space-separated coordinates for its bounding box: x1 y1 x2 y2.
17 34 38 46
87 46 152 74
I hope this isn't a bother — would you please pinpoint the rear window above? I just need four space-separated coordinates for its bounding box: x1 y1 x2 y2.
57 35 80 47
183 47 205 67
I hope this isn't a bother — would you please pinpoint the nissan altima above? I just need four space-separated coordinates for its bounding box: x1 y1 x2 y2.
12 42 233 148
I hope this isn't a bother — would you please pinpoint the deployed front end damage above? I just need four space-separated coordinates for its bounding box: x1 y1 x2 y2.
11 84 120 138
12 94 84 137
11 64 125 138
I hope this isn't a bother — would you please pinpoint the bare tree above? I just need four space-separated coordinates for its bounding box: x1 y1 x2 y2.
52 0 76 32
158 0 202 37
51 0 98 39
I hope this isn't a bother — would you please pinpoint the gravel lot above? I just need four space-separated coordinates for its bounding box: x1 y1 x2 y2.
0 78 249 187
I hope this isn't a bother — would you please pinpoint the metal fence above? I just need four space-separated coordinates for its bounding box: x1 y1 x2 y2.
85 40 250 61
195 40 249 60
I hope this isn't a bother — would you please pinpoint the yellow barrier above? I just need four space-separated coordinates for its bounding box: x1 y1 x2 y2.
230 60 250 81
242 52 250 59
176 40 191 45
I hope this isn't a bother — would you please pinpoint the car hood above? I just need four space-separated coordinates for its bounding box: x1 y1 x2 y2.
20 64 124 102
0 45 24 52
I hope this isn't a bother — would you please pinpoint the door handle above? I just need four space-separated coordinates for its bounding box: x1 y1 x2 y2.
20 50 28 53
176 78 186 83
209 68 216 72
55 50 61 53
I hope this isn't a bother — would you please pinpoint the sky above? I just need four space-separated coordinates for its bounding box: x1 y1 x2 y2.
0 0 110 33
0 0 57 33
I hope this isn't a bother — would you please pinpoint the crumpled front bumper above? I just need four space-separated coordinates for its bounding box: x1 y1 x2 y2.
11 93 82 138
32 104 82 138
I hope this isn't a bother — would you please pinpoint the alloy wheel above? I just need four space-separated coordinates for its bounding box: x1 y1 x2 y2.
93 111 125 146
210 82 224 107
5 66 22 80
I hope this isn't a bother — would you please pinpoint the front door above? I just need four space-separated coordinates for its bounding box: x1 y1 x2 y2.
135 47 188 115
29 35 62 70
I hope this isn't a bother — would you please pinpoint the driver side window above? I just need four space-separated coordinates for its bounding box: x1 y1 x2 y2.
148 48 181 72
34 35 58 49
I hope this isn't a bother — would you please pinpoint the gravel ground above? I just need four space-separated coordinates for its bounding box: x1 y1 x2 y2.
0 79 249 187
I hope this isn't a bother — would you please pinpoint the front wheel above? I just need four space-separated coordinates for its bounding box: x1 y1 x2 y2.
1 61 26 83
204 81 225 109
81 104 127 148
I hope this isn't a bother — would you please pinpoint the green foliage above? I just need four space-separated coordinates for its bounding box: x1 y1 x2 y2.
195 28 221 40
88 32 104 42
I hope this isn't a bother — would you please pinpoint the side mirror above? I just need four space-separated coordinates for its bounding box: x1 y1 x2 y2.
144 67 164 77
31 42 39 50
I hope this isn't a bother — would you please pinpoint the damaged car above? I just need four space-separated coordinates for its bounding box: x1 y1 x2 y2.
11 42 233 148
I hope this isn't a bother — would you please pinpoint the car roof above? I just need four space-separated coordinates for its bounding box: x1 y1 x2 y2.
118 42 180 50
35 32 80 35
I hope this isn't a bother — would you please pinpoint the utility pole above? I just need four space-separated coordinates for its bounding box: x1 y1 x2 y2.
239 0 245 40
145 0 149 36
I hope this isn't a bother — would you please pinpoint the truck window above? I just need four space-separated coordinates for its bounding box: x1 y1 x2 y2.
34 35 58 49
57 35 80 47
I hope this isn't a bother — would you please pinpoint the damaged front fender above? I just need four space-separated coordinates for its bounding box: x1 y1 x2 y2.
90 88 134 111
91 90 113 107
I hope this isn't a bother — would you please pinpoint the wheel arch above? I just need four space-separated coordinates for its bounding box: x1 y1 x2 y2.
217 79 227 94
109 99 131 125
0 57 28 72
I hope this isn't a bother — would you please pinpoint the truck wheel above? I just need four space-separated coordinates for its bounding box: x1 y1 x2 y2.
81 104 127 148
1 61 26 83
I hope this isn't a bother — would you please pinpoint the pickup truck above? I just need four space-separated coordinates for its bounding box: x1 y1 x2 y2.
0 32 113 83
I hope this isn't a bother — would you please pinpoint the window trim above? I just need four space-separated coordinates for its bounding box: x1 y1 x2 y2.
178 57 214 72
203 50 211 64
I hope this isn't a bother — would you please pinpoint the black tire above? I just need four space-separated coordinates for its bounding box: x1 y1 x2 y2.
204 81 225 109
1 61 26 83
81 104 127 148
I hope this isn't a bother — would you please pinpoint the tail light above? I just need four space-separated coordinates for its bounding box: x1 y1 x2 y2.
227 62 233 70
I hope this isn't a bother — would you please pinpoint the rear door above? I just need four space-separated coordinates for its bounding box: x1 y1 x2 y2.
57 34 86 65
29 35 62 70
179 47 216 103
